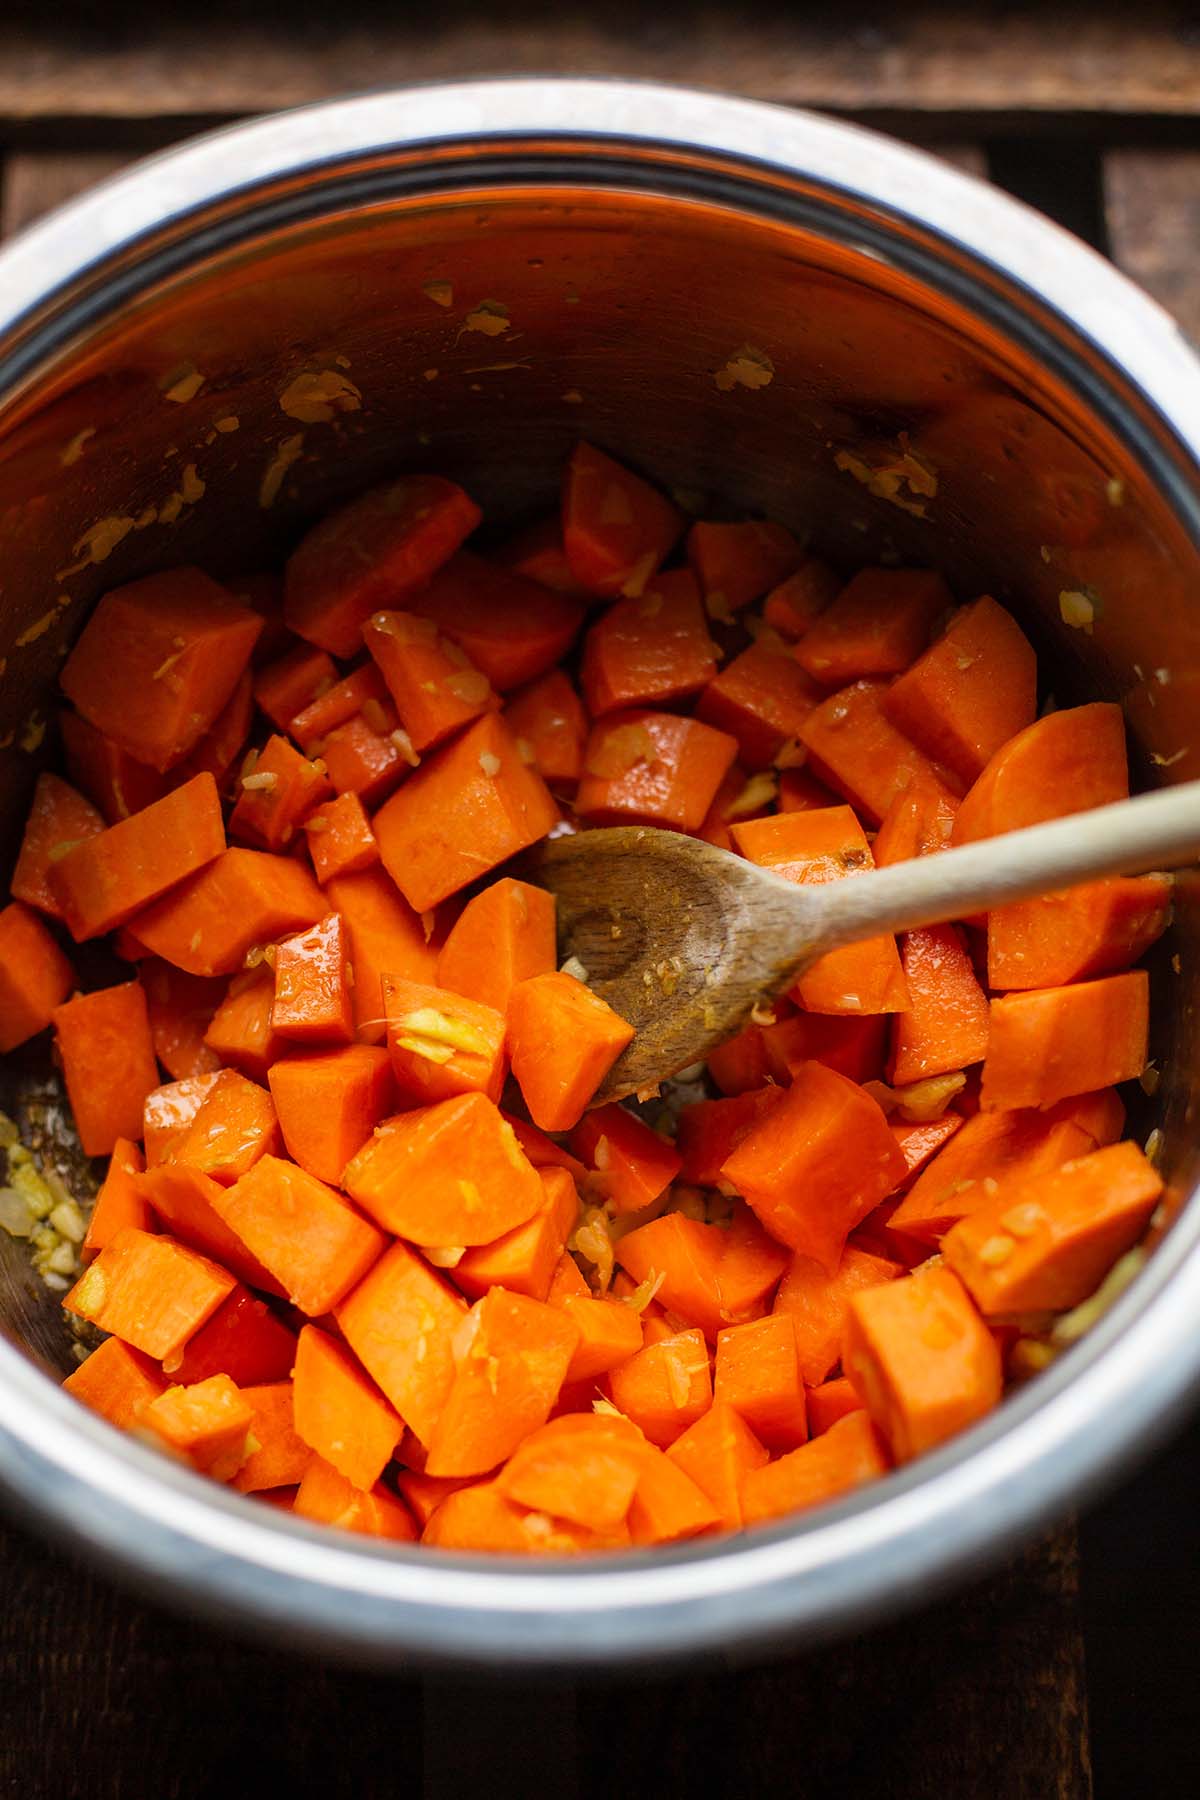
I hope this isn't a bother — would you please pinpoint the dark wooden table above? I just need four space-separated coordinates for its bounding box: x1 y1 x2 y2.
1 5 1198 1794
0 1510 1092 1800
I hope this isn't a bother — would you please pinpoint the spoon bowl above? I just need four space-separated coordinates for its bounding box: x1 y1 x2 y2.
532 781 1200 1104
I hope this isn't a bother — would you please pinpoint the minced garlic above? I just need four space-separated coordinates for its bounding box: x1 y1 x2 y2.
391 729 421 768
620 1270 665 1314
1000 1203 1045 1239
447 670 491 705
1059 589 1097 631
393 1007 491 1064
571 1208 615 1292
1051 1248 1148 1346
425 1246 466 1269
585 722 656 779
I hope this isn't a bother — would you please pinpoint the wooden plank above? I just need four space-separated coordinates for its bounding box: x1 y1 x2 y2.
0 1504 1088 1800
936 144 989 179
1104 149 1200 341
0 1515 424 1800
424 1679 581 1800
1 150 134 236
574 1527 1091 1800
0 5 1196 124
1080 1417 1200 1798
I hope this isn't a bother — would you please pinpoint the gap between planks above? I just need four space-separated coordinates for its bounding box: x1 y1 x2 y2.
0 3 1198 122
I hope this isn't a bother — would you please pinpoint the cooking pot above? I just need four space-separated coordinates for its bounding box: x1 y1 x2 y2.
0 79 1198 1669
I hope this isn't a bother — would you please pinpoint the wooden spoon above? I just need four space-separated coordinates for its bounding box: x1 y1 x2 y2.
529 781 1200 1106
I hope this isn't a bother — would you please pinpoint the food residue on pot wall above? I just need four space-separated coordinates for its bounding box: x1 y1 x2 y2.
59 428 95 467
279 369 363 424
714 345 774 391
259 434 305 508
461 300 511 337
160 364 206 405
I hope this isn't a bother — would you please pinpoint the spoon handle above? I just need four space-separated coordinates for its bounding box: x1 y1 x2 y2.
804 779 1200 959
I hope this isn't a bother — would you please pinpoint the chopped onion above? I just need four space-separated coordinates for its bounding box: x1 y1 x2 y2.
0 1187 36 1239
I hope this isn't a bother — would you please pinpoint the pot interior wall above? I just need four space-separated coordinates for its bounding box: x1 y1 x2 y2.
1 177 1197 1375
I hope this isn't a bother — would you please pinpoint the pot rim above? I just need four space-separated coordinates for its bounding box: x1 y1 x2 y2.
1 78 1199 1668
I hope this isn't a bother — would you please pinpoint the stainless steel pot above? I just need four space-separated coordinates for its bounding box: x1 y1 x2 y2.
1 80 1198 1669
